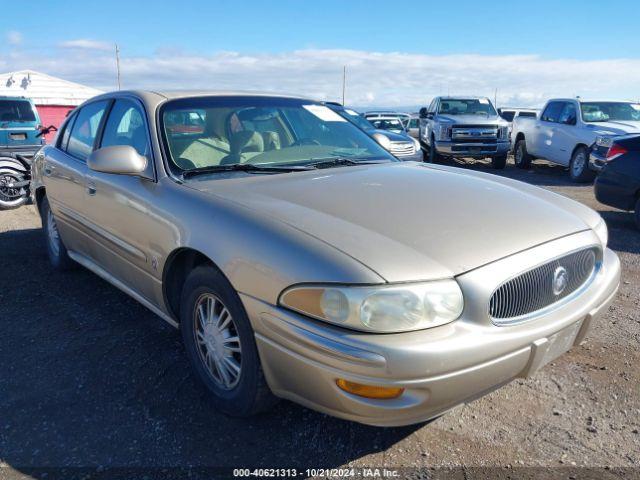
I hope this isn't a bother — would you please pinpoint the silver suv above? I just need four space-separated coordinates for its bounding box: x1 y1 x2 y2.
419 96 510 169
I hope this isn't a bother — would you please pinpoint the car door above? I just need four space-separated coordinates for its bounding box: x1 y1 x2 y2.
42 100 109 256
552 102 579 166
83 97 161 304
535 101 564 161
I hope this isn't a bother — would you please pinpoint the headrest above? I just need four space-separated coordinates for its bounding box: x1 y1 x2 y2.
230 130 264 154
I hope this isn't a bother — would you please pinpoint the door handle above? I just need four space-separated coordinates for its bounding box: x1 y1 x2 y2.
86 182 97 196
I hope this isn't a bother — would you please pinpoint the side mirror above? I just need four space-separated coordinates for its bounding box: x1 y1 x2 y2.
419 107 428 119
564 116 577 126
88 145 148 176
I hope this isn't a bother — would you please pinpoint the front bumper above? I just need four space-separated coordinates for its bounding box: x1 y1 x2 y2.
589 151 607 172
436 140 510 158
244 232 620 426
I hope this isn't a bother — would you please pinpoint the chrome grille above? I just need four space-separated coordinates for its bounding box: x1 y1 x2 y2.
451 126 498 140
489 247 599 324
389 141 416 157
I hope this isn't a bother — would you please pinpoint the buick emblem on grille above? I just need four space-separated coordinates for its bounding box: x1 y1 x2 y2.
552 266 569 296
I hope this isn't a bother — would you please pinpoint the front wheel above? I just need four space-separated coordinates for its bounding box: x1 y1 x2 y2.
428 137 441 163
514 140 532 169
491 154 507 169
180 266 277 417
0 167 29 210
569 146 596 183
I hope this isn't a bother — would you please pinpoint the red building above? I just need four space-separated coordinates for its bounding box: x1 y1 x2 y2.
0 70 103 142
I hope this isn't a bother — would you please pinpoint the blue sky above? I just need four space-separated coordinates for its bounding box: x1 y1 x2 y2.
5 0 638 58
1 0 639 107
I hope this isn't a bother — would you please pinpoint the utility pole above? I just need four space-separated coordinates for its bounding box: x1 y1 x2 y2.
115 44 121 90
341 66 346 105
494 88 498 108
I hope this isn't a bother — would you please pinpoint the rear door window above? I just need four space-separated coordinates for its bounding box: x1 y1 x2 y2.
66 101 109 161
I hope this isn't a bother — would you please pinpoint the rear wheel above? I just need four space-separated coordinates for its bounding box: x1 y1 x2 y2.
41 196 75 270
491 154 507 169
569 146 596 183
180 266 277 417
0 165 28 210
514 139 532 169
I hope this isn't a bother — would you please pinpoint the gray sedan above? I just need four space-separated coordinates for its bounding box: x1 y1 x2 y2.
31 91 620 426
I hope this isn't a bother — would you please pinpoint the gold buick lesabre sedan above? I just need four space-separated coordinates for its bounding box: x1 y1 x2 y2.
31 91 620 426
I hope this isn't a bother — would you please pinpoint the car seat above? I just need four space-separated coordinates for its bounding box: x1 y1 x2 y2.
220 131 264 165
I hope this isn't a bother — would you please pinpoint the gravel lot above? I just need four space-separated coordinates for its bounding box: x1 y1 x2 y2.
0 158 638 479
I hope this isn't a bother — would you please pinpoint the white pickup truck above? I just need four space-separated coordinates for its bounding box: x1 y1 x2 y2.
512 98 640 182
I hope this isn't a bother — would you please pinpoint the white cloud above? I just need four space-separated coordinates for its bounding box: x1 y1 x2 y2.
5 31 22 46
3 46 640 107
58 39 113 51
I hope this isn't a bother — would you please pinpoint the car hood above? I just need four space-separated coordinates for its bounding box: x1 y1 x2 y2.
190 162 596 282
436 114 507 126
585 121 640 136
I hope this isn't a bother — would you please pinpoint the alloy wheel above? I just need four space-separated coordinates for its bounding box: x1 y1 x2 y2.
572 152 586 176
193 293 242 390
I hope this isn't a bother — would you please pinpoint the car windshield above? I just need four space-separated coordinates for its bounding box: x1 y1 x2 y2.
580 102 640 122
337 108 375 131
439 99 497 116
0 99 37 123
160 96 395 175
370 118 404 131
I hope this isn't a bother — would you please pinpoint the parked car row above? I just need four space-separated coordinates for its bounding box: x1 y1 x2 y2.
30 90 620 426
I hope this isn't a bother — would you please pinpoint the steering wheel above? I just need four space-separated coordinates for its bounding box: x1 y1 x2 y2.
292 138 320 146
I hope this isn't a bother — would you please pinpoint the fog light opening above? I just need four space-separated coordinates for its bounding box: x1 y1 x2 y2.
336 379 404 399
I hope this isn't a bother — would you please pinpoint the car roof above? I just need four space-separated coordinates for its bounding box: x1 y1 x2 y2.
0 95 31 101
547 98 639 104
437 96 490 100
84 89 318 110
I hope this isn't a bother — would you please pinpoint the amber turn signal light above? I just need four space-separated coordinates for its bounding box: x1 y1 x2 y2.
336 379 404 399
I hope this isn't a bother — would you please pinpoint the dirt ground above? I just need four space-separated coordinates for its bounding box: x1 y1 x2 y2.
0 158 638 479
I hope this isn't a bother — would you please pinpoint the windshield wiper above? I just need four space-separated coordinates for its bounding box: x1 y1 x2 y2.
302 157 383 169
182 163 312 178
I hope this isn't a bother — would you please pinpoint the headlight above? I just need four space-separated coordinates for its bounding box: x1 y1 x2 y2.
436 124 451 141
594 218 608 248
595 135 614 148
499 126 509 140
279 280 464 333
412 137 421 151
372 132 391 150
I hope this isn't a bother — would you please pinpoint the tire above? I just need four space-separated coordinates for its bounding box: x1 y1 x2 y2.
41 196 75 271
634 197 640 231
0 166 29 210
180 265 277 417
491 154 507 170
569 146 596 183
514 139 532 169
428 136 441 163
